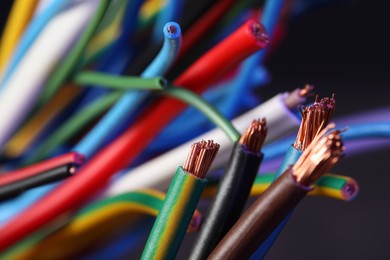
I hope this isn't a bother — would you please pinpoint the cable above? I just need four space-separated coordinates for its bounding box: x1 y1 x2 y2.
28 72 169 162
152 0 182 43
39 0 110 105
0 0 39 71
3 85 81 158
189 119 267 260
141 140 219 259
73 22 181 158
209 127 345 259
106 88 307 196
27 92 122 163
203 173 359 202
5 189 201 260
0 18 269 252
178 0 236 59
92 79 240 143
74 72 167 91
0 152 85 186
0 0 101 149
0 164 77 201
0 0 65 87
252 95 336 258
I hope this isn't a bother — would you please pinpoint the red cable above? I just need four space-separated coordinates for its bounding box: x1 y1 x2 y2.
179 0 237 58
0 19 269 252
0 152 85 186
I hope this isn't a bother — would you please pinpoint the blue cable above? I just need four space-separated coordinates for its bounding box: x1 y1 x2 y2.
0 182 58 226
0 0 66 91
74 22 182 158
72 0 143 111
152 0 182 43
79 219 153 260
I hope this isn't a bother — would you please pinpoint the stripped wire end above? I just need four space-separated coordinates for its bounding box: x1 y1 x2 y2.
292 124 345 186
284 84 315 109
249 20 270 46
183 140 220 179
239 118 267 154
294 94 336 151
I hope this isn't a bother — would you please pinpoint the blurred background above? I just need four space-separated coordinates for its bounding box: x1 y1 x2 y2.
0 0 389 259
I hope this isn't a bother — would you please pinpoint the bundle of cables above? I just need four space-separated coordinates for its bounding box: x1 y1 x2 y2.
0 0 387 259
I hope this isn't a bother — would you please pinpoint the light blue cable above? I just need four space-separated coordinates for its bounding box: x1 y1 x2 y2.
73 22 182 158
0 0 66 91
152 0 182 43
0 182 58 226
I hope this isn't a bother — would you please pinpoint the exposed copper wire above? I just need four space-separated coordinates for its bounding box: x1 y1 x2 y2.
183 140 220 179
293 94 336 151
239 118 267 153
299 84 315 97
292 124 345 186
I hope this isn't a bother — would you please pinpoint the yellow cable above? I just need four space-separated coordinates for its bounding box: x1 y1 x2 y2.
15 203 156 260
3 85 81 158
0 0 39 71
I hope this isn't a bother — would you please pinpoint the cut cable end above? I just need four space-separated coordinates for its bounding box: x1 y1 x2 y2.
239 118 267 154
183 140 220 179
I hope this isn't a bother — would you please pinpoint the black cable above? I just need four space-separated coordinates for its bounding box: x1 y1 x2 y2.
189 142 263 260
0 164 76 201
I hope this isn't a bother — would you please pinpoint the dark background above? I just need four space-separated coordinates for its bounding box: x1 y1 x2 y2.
1 0 389 259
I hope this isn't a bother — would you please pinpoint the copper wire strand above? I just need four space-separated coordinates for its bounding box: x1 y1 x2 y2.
239 118 267 153
293 94 336 151
292 124 345 186
183 140 220 179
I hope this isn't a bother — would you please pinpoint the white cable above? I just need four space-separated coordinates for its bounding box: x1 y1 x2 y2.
106 91 304 196
0 0 99 150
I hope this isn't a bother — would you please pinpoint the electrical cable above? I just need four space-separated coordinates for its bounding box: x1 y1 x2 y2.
209 126 345 259
0 0 101 149
0 18 269 252
0 164 77 201
26 92 121 164
106 88 307 196
4 189 201 260
93 79 240 143
203 173 359 202
27 75 177 163
178 0 236 59
3 85 81 158
39 0 110 105
0 0 39 71
0 152 85 186
141 140 219 259
189 119 267 260
74 73 167 91
252 95 336 258
73 22 181 158
0 0 65 87
152 0 182 43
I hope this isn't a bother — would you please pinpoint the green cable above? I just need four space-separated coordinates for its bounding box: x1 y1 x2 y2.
141 167 207 259
72 74 240 143
74 72 167 90
1 190 165 260
27 92 121 164
29 73 166 162
163 86 240 142
78 191 164 217
39 0 111 105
